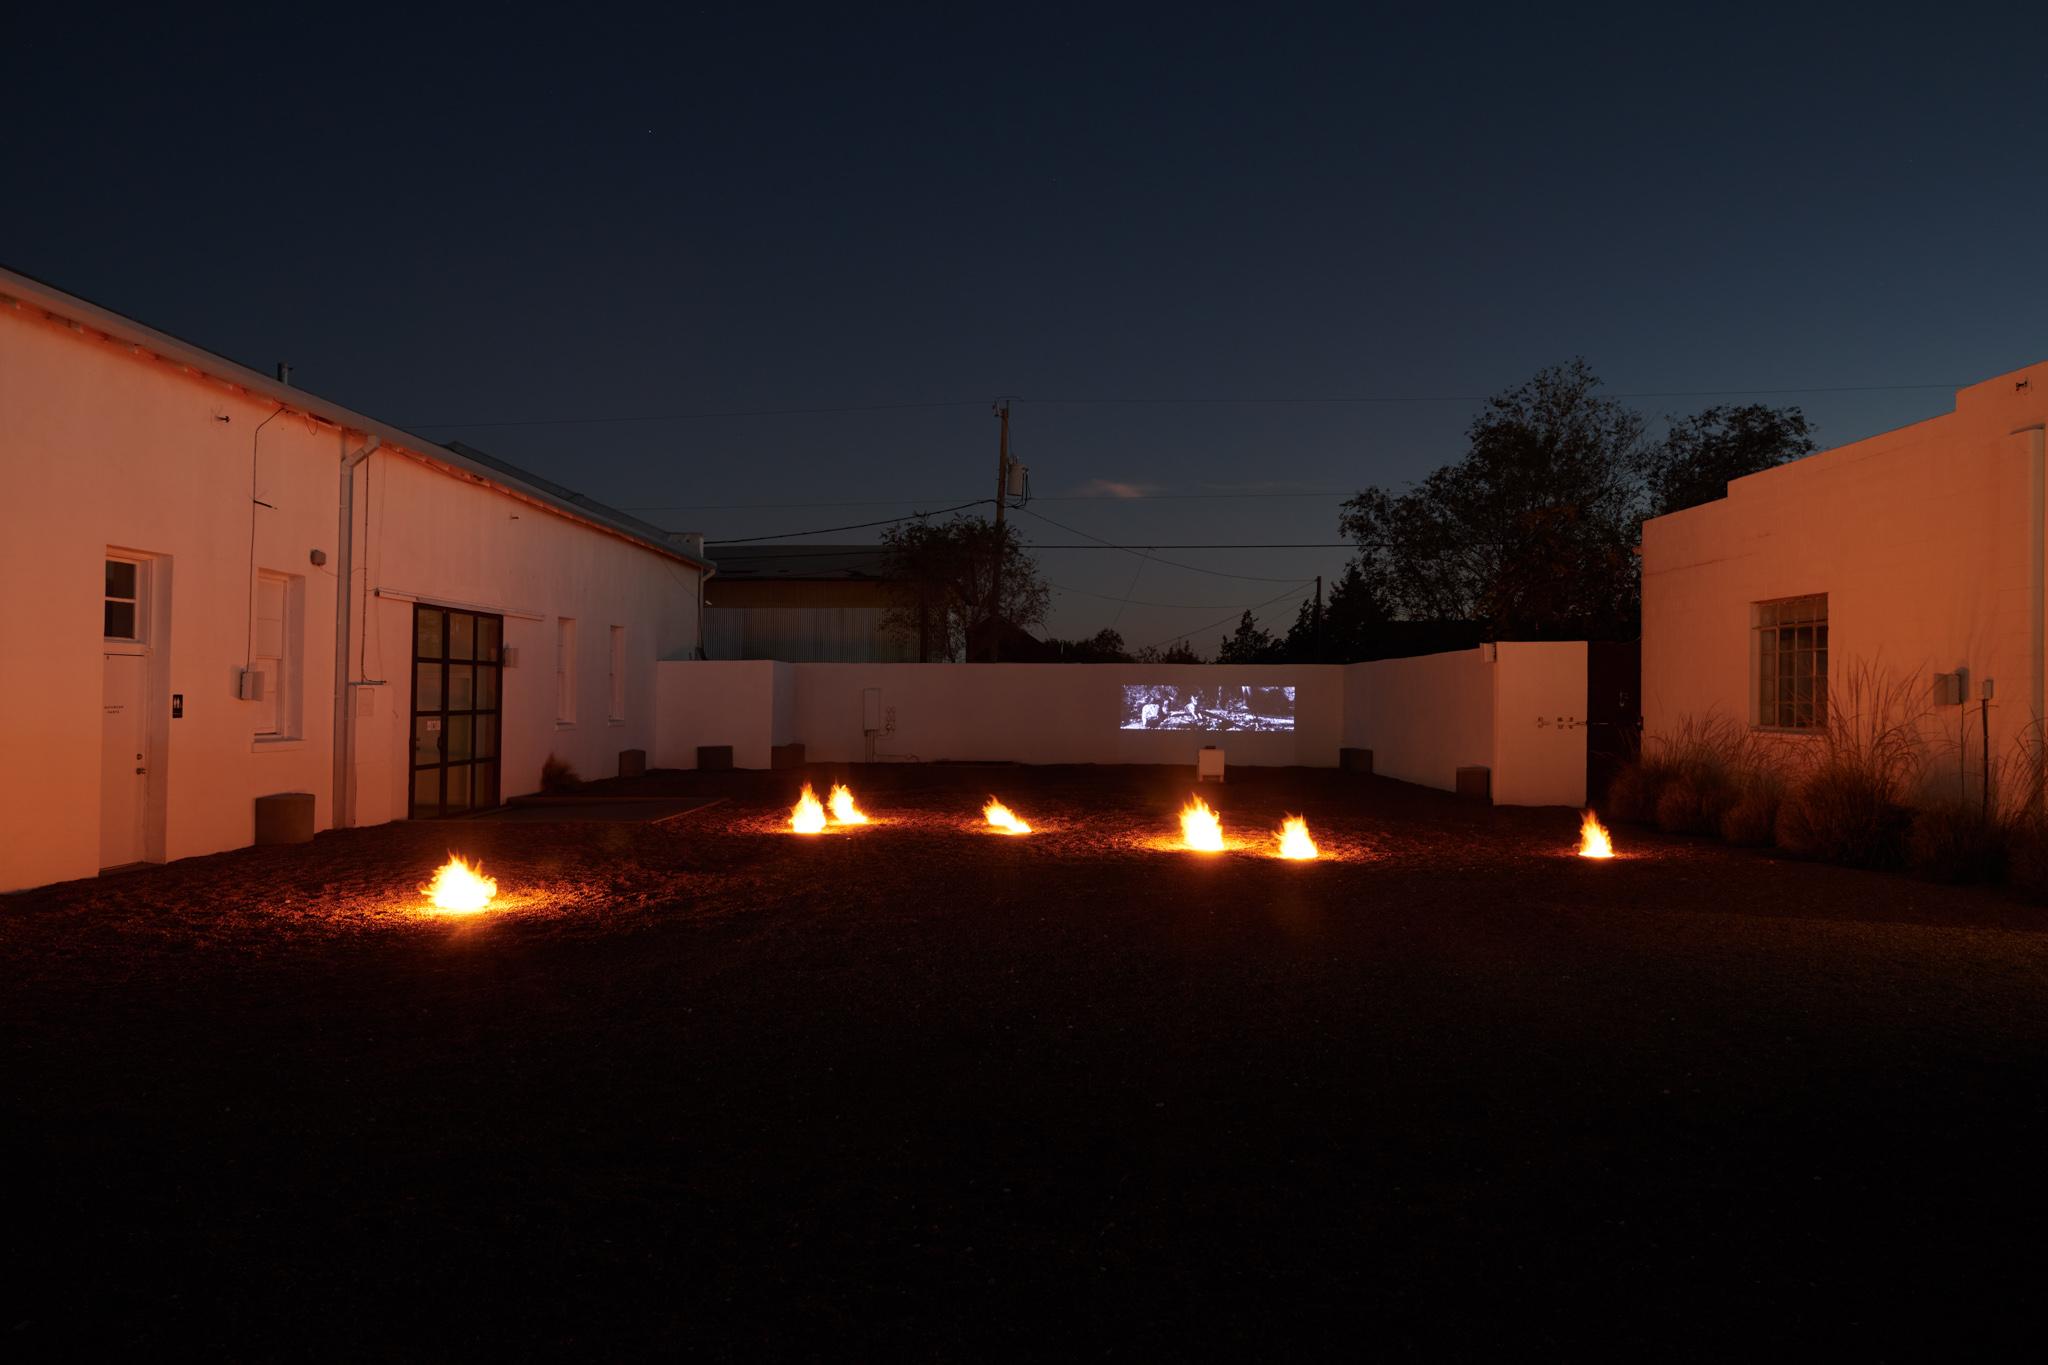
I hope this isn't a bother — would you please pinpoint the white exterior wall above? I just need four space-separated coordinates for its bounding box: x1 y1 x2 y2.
1642 363 2048 804
1 303 344 891
348 451 701 825
656 654 1588 804
0 290 704 892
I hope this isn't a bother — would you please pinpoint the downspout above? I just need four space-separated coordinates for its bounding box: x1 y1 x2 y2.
333 434 381 827
2023 422 2047 808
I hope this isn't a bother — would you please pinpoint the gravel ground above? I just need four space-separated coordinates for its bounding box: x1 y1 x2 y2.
5 765 2046 1357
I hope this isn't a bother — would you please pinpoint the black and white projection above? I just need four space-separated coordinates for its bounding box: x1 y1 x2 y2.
1120 684 1296 733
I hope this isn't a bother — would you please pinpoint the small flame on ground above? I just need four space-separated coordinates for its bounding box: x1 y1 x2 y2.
1179 795 1225 852
827 782 870 825
424 854 497 913
1277 815 1319 860
1577 810 1615 859
984 797 1031 834
791 784 827 833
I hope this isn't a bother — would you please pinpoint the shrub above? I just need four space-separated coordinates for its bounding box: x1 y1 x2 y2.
540 754 581 793
2006 818 2048 902
1905 802 2006 884
1655 768 1736 836
1775 761 1913 869
1604 761 1665 825
1719 783 1781 847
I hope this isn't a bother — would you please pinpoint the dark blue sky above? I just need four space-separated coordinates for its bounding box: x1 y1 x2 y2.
7 6 2044 649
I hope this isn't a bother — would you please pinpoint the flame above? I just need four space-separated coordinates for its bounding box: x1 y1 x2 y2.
791 784 827 833
827 782 869 825
1276 815 1318 860
1577 810 1615 859
424 854 497 913
984 797 1031 834
1179 795 1225 852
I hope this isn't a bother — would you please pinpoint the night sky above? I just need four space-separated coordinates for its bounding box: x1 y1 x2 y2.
8 7 2044 650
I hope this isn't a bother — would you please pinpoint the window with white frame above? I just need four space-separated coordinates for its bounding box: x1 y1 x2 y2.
104 556 145 642
609 625 626 722
1754 593 1827 730
556 617 577 724
252 571 302 738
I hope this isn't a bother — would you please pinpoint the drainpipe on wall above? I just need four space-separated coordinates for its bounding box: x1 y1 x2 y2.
2023 423 2047 808
333 435 381 827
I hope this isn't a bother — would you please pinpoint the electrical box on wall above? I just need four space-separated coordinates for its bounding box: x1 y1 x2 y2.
236 668 265 702
501 646 519 668
862 687 883 734
1932 671 1966 707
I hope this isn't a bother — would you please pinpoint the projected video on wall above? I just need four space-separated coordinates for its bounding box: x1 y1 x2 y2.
1120 684 1296 733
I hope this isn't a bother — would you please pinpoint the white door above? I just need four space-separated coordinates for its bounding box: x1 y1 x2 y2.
100 653 148 868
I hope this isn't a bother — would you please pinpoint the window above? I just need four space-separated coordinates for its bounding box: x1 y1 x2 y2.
1755 594 1827 730
252 571 302 738
104 557 144 641
556 617 576 724
609 625 626 722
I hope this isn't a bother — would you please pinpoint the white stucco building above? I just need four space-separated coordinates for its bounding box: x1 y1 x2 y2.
0 266 710 893
1641 361 2048 804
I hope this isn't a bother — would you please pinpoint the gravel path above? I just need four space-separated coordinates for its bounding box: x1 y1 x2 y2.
5 766 2045 1356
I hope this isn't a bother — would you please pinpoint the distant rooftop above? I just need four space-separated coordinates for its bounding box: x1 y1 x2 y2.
706 543 894 581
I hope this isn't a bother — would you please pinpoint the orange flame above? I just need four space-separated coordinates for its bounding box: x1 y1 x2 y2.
791 784 827 833
1277 815 1318 860
827 782 869 825
424 853 497 913
1179 795 1225 852
984 797 1031 834
1577 810 1615 859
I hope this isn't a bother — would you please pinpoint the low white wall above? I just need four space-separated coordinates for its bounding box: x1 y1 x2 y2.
655 652 1590 805
654 659 791 771
1344 649 1494 790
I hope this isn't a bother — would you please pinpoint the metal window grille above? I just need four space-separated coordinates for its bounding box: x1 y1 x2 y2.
1755 594 1827 730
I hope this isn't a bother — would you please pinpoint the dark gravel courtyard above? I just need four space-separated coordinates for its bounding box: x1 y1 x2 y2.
5 765 2046 1357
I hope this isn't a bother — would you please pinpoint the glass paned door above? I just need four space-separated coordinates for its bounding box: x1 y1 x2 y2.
409 605 504 818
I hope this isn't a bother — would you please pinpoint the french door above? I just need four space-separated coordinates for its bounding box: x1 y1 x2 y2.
410 605 503 817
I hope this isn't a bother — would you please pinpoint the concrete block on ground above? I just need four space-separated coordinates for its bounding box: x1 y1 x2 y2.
1340 747 1373 775
1454 766 1491 802
253 792 315 844
618 748 647 779
771 742 806 770
697 745 734 771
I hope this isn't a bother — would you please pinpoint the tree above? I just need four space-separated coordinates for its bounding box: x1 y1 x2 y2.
1280 563 1389 662
1042 628 1133 663
1134 639 1204 664
1215 610 1282 664
1641 403 1816 517
879 515 1050 661
1340 360 1649 640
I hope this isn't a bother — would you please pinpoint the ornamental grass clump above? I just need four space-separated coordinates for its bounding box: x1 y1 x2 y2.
1649 715 1746 837
1905 801 2007 884
1773 664 1924 870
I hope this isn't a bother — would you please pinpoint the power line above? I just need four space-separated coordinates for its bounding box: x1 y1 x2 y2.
407 381 1960 430
1012 505 1328 583
1044 577 1308 612
405 399 988 429
1133 583 1314 654
712 499 991 543
619 489 1346 512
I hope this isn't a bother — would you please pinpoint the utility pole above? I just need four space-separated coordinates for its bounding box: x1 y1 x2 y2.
985 400 1011 662
1314 575 1324 663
